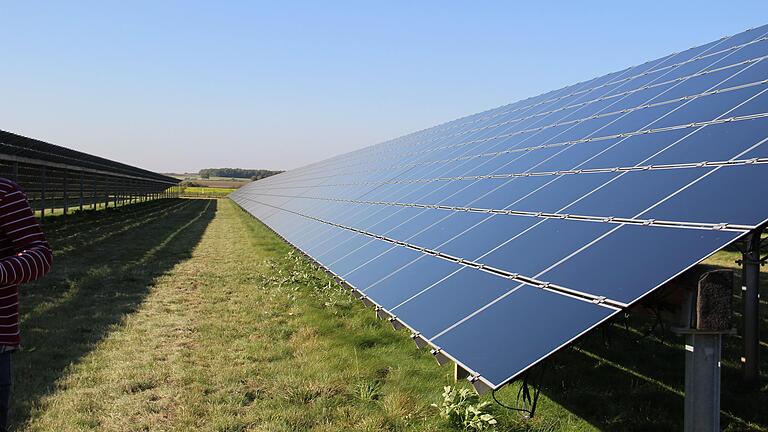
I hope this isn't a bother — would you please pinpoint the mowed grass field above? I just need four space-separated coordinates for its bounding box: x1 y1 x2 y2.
178 178 250 198
14 198 767 431
179 186 237 198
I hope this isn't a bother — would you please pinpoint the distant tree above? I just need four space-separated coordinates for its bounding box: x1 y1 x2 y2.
198 168 283 179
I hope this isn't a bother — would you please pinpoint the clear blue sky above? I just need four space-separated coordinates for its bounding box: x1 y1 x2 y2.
2 1 767 173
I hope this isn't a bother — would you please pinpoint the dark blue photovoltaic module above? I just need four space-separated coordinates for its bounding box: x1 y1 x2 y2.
232 24 768 390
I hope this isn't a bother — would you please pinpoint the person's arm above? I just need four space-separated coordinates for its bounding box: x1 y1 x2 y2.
0 181 52 286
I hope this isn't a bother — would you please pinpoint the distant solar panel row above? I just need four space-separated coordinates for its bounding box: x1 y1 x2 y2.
231 25 768 390
0 130 178 184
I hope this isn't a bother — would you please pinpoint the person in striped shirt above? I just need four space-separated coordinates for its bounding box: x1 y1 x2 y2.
0 178 53 431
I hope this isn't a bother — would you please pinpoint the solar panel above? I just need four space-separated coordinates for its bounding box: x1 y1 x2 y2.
231 24 768 391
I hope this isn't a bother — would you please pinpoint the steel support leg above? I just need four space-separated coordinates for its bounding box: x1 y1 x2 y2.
63 173 68 215
742 230 762 387
684 334 722 432
40 166 46 220
79 172 84 212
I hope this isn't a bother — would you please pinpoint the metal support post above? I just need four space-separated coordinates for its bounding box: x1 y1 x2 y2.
79 172 84 212
683 333 723 432
40 166 46 220
741 229 763 387
63 172 68 216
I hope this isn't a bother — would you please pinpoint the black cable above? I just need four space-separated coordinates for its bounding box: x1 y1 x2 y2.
655 305 670 344
492 387 531 415
628 306 662 344
491 362 547 418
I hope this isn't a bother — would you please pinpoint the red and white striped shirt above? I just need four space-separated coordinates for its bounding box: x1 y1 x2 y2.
0 178 53 346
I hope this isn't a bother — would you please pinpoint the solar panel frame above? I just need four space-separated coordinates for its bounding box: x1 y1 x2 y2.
232 24 768 390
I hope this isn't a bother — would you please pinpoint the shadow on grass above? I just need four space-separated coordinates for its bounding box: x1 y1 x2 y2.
532 279 767 431
12 198 217 429
39 199 177 233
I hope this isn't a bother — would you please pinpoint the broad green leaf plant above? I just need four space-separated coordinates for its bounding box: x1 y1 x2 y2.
433 386 498 431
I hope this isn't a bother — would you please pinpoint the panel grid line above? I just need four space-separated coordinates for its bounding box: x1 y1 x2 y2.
234 188 757 232
254 154 768 189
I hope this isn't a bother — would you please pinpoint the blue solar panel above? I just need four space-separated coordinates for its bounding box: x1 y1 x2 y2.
232 24 768 391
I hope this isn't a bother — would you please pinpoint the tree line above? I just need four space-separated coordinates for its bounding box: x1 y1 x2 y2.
199 168 283 180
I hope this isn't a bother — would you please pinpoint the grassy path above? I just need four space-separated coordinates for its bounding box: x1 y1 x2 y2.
16 199 462 431
13 199 765 431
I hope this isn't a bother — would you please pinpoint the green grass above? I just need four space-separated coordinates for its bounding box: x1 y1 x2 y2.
179 186 236 198
12 198 767 431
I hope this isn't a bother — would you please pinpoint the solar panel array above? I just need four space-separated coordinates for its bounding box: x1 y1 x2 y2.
231 25 768 391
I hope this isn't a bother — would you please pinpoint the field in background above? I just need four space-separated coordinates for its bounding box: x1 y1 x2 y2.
14 198 767 431
186 179 250 189
169 173 252 188
170 176 252 198
179 186 236 198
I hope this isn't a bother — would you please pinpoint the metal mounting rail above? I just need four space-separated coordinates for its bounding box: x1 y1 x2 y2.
256 156 768 189
237 191 754 233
